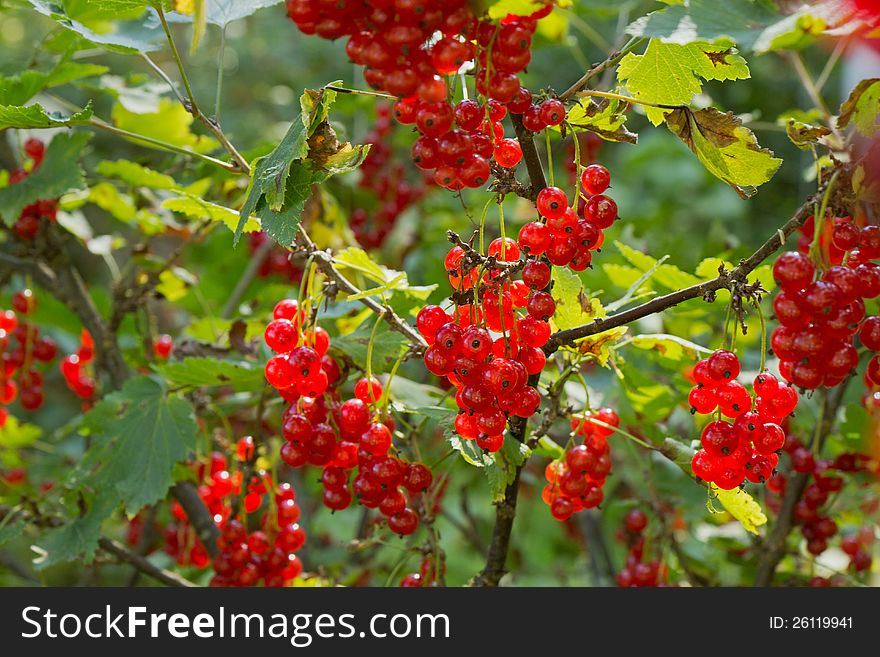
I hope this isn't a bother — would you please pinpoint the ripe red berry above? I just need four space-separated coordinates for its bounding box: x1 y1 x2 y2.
580 164 610 195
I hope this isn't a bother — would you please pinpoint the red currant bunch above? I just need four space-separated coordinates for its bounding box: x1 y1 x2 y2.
541 407 618 521
518 170 616 273
688 351 797 489
615 509 665 587
771 218 880 390
264 298 432 537
286 0 560 188
0 291 59 413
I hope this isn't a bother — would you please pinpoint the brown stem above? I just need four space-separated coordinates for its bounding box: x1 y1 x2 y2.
559 37 646 101
472 466 522 587
98 538 197 587
545 190 821 353
296 227 427 352
510 113 547 199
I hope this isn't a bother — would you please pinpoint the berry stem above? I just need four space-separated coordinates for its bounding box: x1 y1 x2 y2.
544 129 555 187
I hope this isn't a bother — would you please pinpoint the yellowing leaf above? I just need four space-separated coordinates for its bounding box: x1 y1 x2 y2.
839 78 880 137
565 96 637 143
665 107 781 198
157 269 191 302
617 40 750 125
711 484 767 535
551 267 605 331
576 326 628 365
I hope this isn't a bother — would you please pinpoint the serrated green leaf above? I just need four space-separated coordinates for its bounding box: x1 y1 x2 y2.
78 376 197 515
626 0 848 53
617 40 749 125
206 0 282 26
156 357 266 391
0 62 108 106
333 246 436 302
665 107 781 198
0 101 93 130
163 195 261 233
602 263 645 290
97 159 178 189
629 333 711 362
28 0 174 53
0 519 26 548
36 494 118 569
0 132 91 226
839 78 880 137
234 86 368 246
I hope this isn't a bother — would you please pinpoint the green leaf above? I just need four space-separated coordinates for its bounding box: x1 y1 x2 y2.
615 241 700 289
617 40 749 125
36 495 118 569
0 101 93 130
0 62 108 105
96 159 178 189
163 195 261 233
0 132 91 226
626 0 844 53
486 438 530 502
0 416 42 449
79 376 198 515
665 107 782 198
206 0 283 26
28 0 174 53
629 333 711 362
157 357 266 392
332 327 407 371
0 519 26 548
333 246 436 302
447 430 492 468
564 96 637 144
190 0 207 52
838 78 880 137
156 268 191 301
234 86 369 246
551 267 606 331
695 256 732 279
111 98 218 153
619 361 675 418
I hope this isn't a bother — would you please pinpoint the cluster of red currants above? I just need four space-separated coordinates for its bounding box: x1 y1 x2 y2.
0 290 58 416
688 350 798 489
770 228 880 390
59 329 97 404
352 104 427 249
286 0 565 189
542 408 618 520
771 217 880 390
264 299 433 536
160 449 306 587
249 231 304 282
767 438 874 573
615 508 664 587
517 165 617 271
417 240 550 453
7 139 58 240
